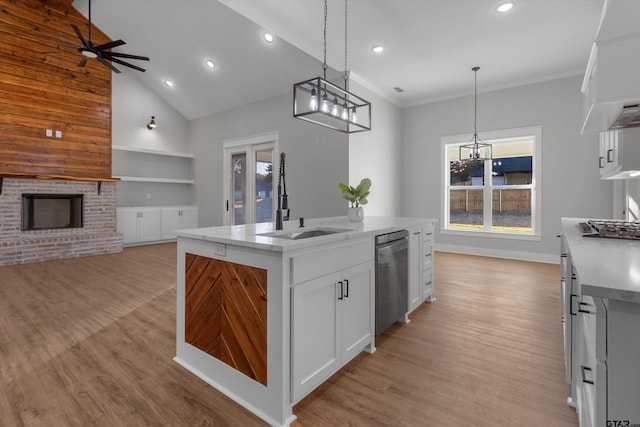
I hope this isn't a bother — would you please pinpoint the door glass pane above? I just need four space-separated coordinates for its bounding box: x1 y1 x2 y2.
449 188 483 230
255 149 273 223
492 189 532 232
231 153 246 225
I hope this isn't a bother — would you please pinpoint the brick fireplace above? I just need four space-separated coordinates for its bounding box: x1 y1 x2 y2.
0 179 123 266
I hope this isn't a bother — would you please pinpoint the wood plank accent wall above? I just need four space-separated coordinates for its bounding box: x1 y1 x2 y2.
0 0 113 180
184 253 268 386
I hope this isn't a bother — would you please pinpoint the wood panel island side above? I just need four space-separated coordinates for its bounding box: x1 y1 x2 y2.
173 216 436 426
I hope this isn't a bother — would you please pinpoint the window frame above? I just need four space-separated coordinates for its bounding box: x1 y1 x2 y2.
440 125 542 241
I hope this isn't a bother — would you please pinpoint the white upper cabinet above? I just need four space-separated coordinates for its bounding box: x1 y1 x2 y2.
598 128 640 179
581 0 640 133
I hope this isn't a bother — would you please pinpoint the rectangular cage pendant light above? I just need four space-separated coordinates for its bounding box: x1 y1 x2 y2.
293 77 371 134
459 138 493 161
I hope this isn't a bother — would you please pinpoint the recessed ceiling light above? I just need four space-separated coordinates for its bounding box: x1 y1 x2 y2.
372 45 384 54
205 59 215 69
496 2 514 13
164 79 174 88
263 32 274 43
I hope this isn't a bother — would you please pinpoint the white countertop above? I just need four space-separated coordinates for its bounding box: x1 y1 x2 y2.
175 216 435 252
562 217 640 303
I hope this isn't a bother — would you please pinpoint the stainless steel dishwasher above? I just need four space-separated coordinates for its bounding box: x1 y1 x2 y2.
375 230 409 335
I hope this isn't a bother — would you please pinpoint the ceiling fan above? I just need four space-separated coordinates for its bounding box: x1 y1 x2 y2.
70 0 149 73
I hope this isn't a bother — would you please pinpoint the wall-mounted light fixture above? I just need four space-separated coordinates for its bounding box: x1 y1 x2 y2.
147 116 156 130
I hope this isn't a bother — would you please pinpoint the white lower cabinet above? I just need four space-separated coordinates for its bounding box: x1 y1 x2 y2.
117 207 162 244
291 260 374 403
408 222 436 313
408 228 423 312
571 280 640 427
117 206 198 245
161 206 199 239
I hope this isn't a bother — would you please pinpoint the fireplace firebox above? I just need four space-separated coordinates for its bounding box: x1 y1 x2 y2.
22 194 83 231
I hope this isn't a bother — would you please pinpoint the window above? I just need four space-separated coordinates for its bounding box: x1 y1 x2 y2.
442 126 541 239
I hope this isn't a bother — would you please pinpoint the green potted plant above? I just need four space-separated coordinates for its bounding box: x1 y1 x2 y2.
338 178 371 222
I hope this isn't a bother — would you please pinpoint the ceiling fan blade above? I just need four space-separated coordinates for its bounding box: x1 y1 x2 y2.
108 56 146 73
79 56 88 67
101 51 150 61
98 57 122 73
93 40 126 51
70 24 89 48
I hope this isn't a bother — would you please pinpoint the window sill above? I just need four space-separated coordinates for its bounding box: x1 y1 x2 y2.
440 228 542 241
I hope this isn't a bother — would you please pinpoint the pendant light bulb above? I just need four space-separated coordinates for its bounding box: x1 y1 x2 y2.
351 107 358 123
331 97 339 116
321 92 329 113
309 87 318 110
341 102 349 120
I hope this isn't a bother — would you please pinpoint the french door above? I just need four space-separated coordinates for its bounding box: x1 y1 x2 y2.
223 135 277 226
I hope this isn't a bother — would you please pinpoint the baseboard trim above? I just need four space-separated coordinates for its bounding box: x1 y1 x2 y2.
434 243 559 264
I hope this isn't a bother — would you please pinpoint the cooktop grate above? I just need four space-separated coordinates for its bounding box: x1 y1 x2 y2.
579 219 640 240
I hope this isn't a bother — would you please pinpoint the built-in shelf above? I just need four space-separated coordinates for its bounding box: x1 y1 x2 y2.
114 176 195 184
112 144 194 159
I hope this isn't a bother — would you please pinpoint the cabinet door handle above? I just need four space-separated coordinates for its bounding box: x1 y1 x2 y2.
578 301 594 314
226 200 229 212
607 149 614 163
413 231 421 235
569 294 577 316
581 365 594 385
598 156 604 168
344 279 349 298
338 281 344 300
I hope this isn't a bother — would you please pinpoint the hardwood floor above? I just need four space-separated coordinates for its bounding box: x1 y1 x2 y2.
0 245 577 426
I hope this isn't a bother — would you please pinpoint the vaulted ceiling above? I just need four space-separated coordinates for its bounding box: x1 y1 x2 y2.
71 0 604 120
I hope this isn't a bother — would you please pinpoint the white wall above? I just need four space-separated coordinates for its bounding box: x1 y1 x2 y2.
188 91 349 227
401 75 613 263
348 81 403 216
111 71 193 208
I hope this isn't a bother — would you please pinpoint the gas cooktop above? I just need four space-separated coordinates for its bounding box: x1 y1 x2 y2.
579 219 640 240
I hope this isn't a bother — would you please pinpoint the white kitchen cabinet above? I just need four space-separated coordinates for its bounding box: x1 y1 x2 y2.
408 222 436 313
291 256 374 403
598 128 640 179
581 1 640 133
161 206 199 239
408 227 423 312
561 219 640 427
117 207 162 244
117 205 199 245
422 222 435 302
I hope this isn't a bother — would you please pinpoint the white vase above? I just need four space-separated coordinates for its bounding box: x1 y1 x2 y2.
347 206 364 222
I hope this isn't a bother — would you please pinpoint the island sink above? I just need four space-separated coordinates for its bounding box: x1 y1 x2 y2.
257 227 349 240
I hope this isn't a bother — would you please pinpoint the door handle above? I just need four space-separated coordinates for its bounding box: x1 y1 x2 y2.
226 200 229 211
581 365 594 385
578 301 594 314
338 281 344 300
599 156 604 168
344 279 349 298
607 149 614 163
569 294 577 316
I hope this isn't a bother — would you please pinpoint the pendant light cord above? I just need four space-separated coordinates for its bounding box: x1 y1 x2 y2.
344 0 349 89
323 0 328 80
473 66 480 145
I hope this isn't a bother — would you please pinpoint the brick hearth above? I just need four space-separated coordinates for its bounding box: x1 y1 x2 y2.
0 179 123 266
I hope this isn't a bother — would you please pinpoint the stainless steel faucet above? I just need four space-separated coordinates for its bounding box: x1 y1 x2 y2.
275 152 289 230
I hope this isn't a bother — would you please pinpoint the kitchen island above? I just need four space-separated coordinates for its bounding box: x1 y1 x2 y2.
174 216 435 426
561 218 640 427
